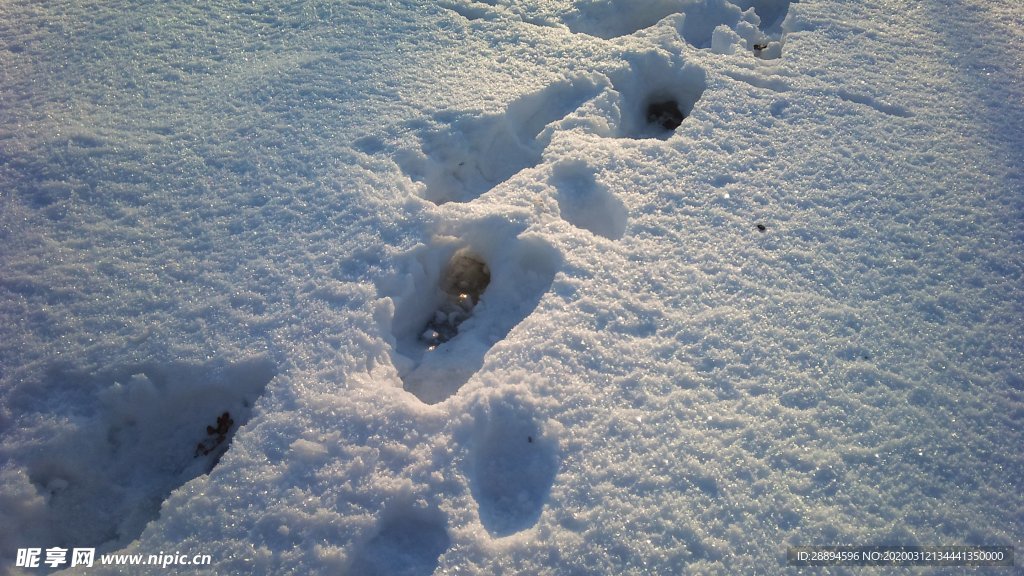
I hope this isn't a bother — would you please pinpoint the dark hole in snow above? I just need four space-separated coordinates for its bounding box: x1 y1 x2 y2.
646 100 685 131
394 235 559 405
195 411 234 458
441 251 490 304
421 251 490 351
527 436 533 443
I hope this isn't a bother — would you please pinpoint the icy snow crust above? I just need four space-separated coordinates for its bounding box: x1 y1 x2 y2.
0 0 1021 574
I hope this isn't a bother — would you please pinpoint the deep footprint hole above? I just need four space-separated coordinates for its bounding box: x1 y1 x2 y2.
421 250 490 351
636 83 704 139
645 99 685 131
386 232 560 405
609 52 707 140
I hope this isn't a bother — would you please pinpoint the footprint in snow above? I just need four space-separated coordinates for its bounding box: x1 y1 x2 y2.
563 0 794 58
467 399 559 537
347 505 450 576
550 160 628 240
0 357 274 565
606 50 707 140
383 223 559 404
395 76 604 204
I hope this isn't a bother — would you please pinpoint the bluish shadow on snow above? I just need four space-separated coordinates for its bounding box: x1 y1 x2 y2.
346 504 450 576
0 357 275 570
467 397 559 537
381 221 560 404
730 0 794 32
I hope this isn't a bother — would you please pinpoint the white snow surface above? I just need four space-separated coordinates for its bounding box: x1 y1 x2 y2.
1 0 1022 574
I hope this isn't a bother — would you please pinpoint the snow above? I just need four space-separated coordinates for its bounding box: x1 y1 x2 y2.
0 0 1021 574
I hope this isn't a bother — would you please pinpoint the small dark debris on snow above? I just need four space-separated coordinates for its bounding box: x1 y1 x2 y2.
756 223 767 232
753 43 768 54
527 436 533 443
646 100 685 131
195 411 234 457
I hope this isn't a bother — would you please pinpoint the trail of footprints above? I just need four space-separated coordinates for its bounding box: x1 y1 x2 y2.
360 0 800 566
385 16 727 403
1 2 797 571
